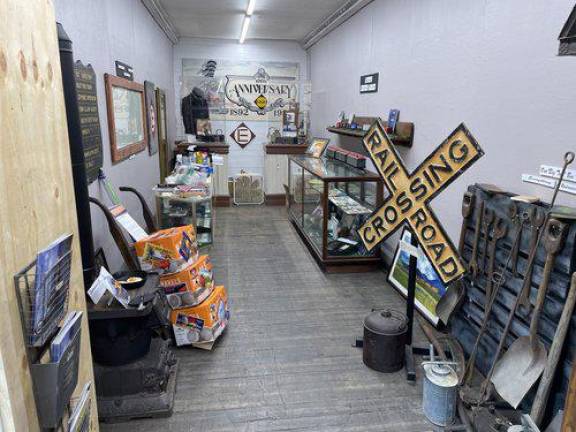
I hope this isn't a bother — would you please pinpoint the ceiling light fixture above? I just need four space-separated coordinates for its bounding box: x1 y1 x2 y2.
246 0 256 16
239 15 251 44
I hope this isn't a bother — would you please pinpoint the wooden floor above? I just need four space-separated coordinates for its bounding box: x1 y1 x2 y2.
101 206 430 432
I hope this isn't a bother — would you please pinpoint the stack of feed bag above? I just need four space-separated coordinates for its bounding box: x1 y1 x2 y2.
135 225 230 348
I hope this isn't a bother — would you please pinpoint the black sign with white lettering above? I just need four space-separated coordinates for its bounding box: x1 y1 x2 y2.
360 73 379 94
115 60 134 81
74 61 103 184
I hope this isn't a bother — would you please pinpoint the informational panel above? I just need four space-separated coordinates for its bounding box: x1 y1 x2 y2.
74 61 103 184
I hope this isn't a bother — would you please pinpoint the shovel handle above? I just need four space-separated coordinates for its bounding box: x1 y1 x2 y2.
529 254 555 353
531 273 576 426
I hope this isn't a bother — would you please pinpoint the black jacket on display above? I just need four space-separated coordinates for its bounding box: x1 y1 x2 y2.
181 87 209 135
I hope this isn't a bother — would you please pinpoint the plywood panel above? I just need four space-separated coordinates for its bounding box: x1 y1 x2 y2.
0 0 98 430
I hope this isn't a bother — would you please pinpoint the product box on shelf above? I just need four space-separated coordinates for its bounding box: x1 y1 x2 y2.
346 152 367 169
170 285 229 347
160 255 214 309
134 225 198 274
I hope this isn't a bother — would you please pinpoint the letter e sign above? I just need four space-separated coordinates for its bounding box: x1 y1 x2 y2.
230 122 256 149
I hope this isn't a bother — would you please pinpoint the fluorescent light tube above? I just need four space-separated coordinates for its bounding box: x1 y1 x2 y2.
246 0 256 15
239 15 251 43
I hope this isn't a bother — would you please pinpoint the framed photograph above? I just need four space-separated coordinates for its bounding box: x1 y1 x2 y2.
144 81 158 156
282 109 298 133
306 138 330 158
104 73 148 163
387 228 448 326
196 119 213 136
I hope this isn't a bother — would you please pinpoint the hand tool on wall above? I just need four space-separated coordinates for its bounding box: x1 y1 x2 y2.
479 208 495 276
485 218 508 315
491 218 568 408
518 208 547 314
468 199 485 279
459 192 476 255
508 202 528 277
530 273 576 427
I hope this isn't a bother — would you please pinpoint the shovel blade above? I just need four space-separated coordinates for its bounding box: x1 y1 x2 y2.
491 337 547 408
437 281 464 325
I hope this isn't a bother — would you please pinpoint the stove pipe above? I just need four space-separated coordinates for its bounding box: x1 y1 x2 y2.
57 23 96 289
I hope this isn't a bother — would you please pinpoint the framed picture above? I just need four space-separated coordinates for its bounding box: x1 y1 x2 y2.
156 88 169 181
196 119 213 136
282 108 298 134
387 228 448 326
144 81 158 156
306 138 330 158
104 73 148 163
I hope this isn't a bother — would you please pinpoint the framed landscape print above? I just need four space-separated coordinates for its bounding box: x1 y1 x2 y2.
145 80 158 156
387 228 448 326
104 74 148 163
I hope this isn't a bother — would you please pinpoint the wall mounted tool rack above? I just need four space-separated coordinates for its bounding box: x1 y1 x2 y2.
451 184 576 417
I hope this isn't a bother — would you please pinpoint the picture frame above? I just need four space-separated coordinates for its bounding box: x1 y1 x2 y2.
156 88 169 181
144 80 158 156
387 228 448 326
306 138 330 158
196 119 213 136
282 108 299 134
104 73 148 164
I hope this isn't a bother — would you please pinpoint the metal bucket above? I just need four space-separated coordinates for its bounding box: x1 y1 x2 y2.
362 309 408 373
423 362 459 426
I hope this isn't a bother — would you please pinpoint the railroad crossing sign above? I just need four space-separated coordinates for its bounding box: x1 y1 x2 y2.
359 120 484 284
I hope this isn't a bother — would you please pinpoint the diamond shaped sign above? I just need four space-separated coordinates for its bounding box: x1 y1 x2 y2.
230 122 256 149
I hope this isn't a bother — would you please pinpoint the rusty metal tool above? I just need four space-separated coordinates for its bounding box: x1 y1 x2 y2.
531 272 576 426
467 199 485 278
484 218 507 314
491 218 568 408
518 208 547 314
459 192 476 255
479 208 495 276
508 202 528 277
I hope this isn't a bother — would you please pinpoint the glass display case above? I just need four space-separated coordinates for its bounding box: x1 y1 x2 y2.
155 192 214 247
288 155 384 272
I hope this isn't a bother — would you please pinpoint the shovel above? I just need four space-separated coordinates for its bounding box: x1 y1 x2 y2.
491 218 568 408
489 152 574 407
436 280 465 325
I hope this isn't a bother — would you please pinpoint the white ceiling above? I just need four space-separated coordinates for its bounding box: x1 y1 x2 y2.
158 0 348 41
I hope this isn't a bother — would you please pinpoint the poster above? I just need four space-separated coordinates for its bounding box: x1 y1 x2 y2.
181 58 300 123
74 61 103 183
388 228 448 325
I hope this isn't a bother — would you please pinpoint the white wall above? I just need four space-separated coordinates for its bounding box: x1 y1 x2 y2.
55 0 175 272
174 37 308 176
310 0 576 256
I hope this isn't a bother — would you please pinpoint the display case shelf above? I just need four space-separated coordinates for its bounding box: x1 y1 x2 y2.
288 156 384 273
327 115 414 148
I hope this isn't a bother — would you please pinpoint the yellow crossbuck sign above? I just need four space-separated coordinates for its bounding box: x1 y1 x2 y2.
359 120 484 285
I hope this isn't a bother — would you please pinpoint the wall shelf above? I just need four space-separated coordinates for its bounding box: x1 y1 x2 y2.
327 116 414 148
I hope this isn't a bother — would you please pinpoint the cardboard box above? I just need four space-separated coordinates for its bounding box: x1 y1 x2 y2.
170 285 229 347
160 255 214 309
134 225 198 274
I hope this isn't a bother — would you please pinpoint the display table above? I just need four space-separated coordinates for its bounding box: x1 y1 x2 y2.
288 155 384 272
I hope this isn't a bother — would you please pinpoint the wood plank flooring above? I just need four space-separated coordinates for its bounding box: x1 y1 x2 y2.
101 206 431 432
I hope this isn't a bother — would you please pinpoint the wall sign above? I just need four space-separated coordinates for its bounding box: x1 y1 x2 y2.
358 120 484 284
144 81 158 156
230 123 256 149
115 61 133 81
360 73 379 94
74 61 103 183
